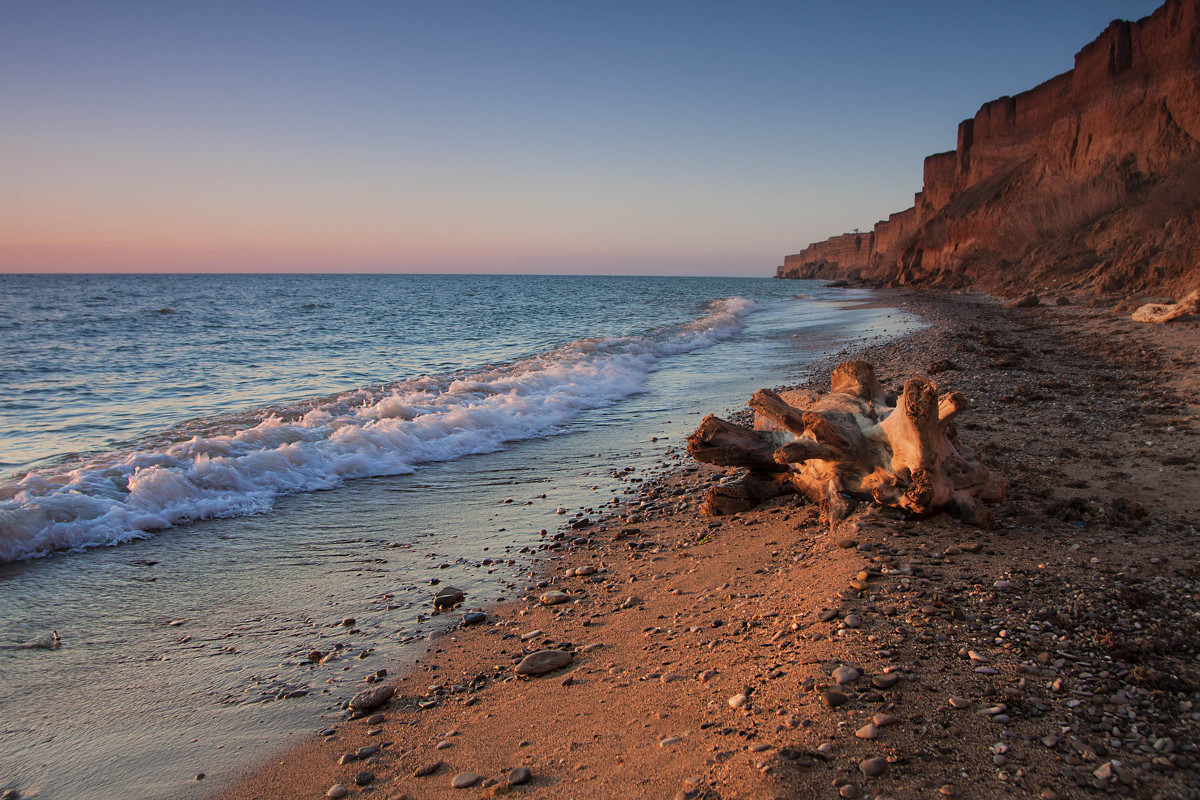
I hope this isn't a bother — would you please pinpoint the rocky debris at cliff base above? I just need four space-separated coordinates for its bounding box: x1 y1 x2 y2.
1132 289 1200 323
1003 293 1041 308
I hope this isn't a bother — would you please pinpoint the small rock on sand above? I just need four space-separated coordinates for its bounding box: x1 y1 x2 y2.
514 649 573 676
348 685 394 712
452 772 482 789
859 757 888 777
539 591 570 605
832 665 860 684
326 785 348 799
413 761 442 777
508 767 531 785
855 723 879 739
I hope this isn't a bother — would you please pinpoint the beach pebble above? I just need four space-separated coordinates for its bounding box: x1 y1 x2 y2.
855 723 879 739
354 771 374 786
514 649 573 676
366 713 385 725
818 609 840 622
434 586 465 609
326 785 348 799
832 665 860 684
462 611 487 626
873 713 901 727
728 693 747 709
859 757 888 777
660 737 681 747
340 617 356 627
948 696 971 709
452 772 482 789
540 591 570 605
436 740 453 750
413 761 442 777
839 784 862 799
843 614 861 629
821 689 849 708
872 672 902 689
508 767 531 785
348 685 394 712
817 742 835 755
940 784 957 796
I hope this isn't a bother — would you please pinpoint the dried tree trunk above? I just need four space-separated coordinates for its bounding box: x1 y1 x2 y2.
687 361 1005 529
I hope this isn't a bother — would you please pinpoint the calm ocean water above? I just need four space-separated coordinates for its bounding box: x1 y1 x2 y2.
0 273 919 799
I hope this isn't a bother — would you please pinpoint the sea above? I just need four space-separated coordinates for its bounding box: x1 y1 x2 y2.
0 273 920 799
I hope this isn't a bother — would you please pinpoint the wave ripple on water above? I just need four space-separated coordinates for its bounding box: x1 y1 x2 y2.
0 297 757 562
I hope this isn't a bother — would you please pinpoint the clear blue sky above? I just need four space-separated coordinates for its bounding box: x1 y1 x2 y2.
0 1 1164 275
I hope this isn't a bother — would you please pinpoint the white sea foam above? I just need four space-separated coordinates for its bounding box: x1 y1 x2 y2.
0 297 758 562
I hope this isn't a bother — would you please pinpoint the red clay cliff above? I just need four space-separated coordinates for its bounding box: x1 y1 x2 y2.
779 0 1200 296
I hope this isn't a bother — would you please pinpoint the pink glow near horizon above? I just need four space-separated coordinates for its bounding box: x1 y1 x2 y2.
0 1 1163 276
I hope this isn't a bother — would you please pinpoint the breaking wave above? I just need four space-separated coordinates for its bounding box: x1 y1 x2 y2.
0 297 757 562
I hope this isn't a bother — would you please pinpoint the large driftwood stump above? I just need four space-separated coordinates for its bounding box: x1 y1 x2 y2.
687 361 1005 528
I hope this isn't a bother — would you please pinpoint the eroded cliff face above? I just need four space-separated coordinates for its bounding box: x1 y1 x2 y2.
779 0 1200 296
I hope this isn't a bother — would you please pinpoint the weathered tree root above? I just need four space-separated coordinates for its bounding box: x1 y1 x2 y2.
687 361 1006 529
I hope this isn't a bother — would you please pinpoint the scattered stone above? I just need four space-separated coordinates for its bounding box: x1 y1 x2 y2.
1003 293 1039 308
939 784 957 797
514 649 573 676
413 761 443 777
354 771 374 786
948 696 971 709
434 586 465 609
821 689 849 708
508 767 531 785
366 713 385 725
871 672 901 690
462 611 487 626
326 785 348 799
839 784 862 799
728 693 747 709
348 685 394 712
832 665 860 684
873 713 901 727
540 591 570 606
660 737 681 746
843 613 861 629
452 772 482 789
855 722 879 739
859 757 888 777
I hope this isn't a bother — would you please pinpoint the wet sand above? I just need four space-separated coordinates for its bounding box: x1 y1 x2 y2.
216 292 1200 800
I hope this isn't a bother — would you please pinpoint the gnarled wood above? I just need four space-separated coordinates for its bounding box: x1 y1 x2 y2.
688 361 1005 529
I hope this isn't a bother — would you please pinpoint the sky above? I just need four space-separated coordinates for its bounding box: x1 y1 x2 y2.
0 1 1165 276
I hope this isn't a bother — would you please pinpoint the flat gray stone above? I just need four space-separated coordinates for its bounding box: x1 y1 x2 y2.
508 767 532 785
452 772 481 789
515 649 573 676
348 685 394 712
540 590 570 605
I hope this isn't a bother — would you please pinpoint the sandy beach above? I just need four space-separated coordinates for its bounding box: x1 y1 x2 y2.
216 291 1200 800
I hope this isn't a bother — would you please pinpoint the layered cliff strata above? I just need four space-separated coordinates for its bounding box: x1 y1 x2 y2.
779 0 1200 296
